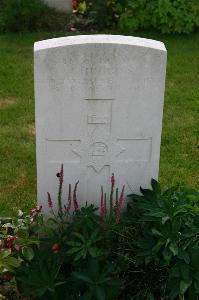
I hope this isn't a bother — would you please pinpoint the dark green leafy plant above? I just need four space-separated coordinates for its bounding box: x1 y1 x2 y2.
127 179 199 299
70 205 100 231
119 0 198 34
66 230 103 261
74 0 198 33
0 164 198 299
72 259 122 300
10 165 124 299
16 259 66 298
0 248 22 274
73 0 127 30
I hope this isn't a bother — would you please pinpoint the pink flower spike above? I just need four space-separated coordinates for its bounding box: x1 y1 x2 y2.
60 164 64 183
111 173 115 189
66 184 72 212
100 186 104 217
104 193 107 216
73 181 79 211
47 192 53 208
118 185 125 207
115 185 125 224
115 188 119 207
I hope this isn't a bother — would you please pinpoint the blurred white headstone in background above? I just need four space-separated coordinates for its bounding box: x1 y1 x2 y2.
43 0 72 13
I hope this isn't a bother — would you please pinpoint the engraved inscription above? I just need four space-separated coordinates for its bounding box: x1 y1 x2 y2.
89 142 108 156
87 115 110 124
46 99 152 173
86 99 113 127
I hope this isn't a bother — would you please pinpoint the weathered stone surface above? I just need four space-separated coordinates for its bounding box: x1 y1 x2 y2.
43 0 71 13
34 35 167 212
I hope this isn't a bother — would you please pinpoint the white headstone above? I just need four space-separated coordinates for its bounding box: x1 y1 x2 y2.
43 0 72 13
34 35 167 212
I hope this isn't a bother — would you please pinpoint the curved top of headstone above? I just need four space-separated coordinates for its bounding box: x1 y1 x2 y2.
34 34 166 52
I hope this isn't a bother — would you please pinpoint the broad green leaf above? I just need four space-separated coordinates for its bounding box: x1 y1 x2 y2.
169 285 180 300
148 293 155 300
88 246 100 258
90 230 102 242
66 241 82 247
73 232 86 242
194 281 199 293
74 250 85 261
165 238 171 247
54 281 67 287
151 228 163 237
72 272 93 284
96 286 106 300
0 249 11 259
151 179 161 195
5 256 22 268
178 251 190 264
147 211 166 218
2 258 21 271
66 247 81 255
47 287 55 293
140 187 154 200
22 247 34 261
46 218 59 225
169 243 178 256
0 255 22 273
162 216 170 224
163 248 172 263
33 287 47 297
152 240 164 253
180 280 192 294
145 256 152 265
180 264 190 282
191 247 199 266
170 265 180 278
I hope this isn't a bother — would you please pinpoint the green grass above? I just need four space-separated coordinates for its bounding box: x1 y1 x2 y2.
0 32 198 213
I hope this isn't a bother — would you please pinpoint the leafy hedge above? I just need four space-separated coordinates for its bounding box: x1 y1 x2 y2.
0 0 68 32
1 0 198 33
0 165 198 299
119 0 199 34
75 0 199 33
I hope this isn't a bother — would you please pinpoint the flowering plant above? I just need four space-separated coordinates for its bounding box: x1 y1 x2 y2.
72 0 78 11
0 165 126 299
46 164 126 224
0 165 198 299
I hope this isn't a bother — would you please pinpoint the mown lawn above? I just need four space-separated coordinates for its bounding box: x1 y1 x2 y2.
0 32 198 213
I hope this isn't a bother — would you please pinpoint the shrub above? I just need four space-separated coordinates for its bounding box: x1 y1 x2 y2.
73 0 127 29
0 165 198 299
87 0 127 29
0 0 68 33
73 0 198 33
127 180 199 299
119 0 198 34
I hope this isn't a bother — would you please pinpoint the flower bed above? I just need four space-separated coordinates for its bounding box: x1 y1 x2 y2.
0 165 198 299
